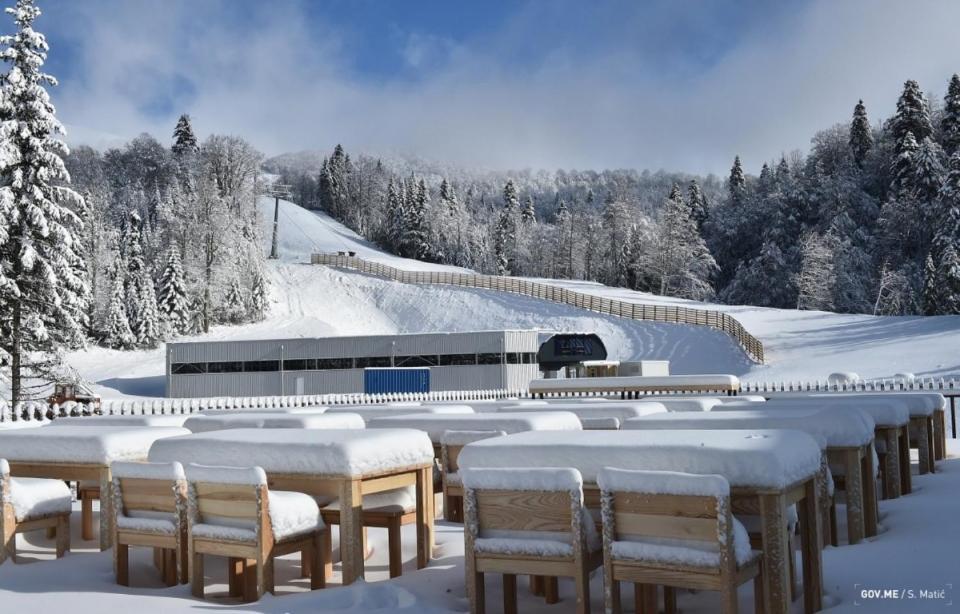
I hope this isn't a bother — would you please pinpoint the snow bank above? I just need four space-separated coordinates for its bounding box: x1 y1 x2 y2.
150 428 434 477
366 411 582 441
0 426 190 464
597 467 730 498
458 429 823 489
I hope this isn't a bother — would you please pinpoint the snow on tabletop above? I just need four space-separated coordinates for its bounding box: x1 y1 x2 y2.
183 412 364 433
47 415 190 427
814 393 937 416
458 429 823 489
763 397 910 425
198 406 328 416
461 467 583 492
7 477 73 521
597 467 730 498
440 430 507 446
580 417 621 430
0 426 191 464
112 460 185 481
149 428 434 477
621 409 878 448
497 401 666 420
186 463 267 486
366 411 582 441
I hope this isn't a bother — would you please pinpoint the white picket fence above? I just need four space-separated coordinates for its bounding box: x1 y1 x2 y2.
0 388 529 423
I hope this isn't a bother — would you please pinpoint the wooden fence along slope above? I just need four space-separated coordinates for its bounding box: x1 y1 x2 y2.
310 253 766 364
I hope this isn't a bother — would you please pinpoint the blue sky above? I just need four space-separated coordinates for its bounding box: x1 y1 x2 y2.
30 0 960 174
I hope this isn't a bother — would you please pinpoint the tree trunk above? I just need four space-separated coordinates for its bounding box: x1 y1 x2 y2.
11 299 21 404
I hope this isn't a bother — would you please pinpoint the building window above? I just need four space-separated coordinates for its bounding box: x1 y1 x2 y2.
395 355 438 367
477 353 503 365
171 362 206 375
283 359 317 371
522 352 536 364
355 356 392 368
244 360 280 372
316 358 354 370
439 353 477 366
506 352 520 364
207 361 243 374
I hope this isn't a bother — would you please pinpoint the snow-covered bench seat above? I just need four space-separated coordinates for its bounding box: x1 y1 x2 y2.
496 401 666 422
458 429 825 612
528 374 741 398
148 428 435 586
184 463 329 601
461 467 602 613
0 426 190 550
183 412 364 433
0 458 72 565
49 415 191 427
597 467 762 614
365 411 582 443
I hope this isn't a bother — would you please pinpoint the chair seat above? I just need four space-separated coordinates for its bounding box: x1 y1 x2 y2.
474 511 601 557
445 472 462 488
8 477 72 522
324 485 416 514
117 515 178 536
611 516 754 568
194 490 323 543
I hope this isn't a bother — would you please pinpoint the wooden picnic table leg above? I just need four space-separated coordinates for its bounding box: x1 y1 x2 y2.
759 493 790 614
338 478 364 585
98 467 113 551
861 444 878 538
926 417 936 473
844 449 865 545
898 426 912 495
883 430 901 499
933 410 945 461
798 477 823 614
416 466 434 568
913 417 932 475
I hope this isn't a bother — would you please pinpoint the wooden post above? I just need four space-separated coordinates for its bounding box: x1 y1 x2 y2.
759 493 790 614
898 426 912 494
98 467 113 551
844 448 865 544
799 478 824 613
416 466 434 568
338 478 364 584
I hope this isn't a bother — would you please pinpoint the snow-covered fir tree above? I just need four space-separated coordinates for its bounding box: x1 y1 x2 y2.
157 248 189 335
0 0 87 400
171 113 198 157
891 80 933 152
686 179 707 230
102 272 134 350
250 270 269 320
849 99 873 167
943 75 960 157
521 195 535 224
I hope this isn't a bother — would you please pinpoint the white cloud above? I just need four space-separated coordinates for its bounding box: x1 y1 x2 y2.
42 0 960 175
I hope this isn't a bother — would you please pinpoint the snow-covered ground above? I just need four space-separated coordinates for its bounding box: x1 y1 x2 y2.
63 197 960 400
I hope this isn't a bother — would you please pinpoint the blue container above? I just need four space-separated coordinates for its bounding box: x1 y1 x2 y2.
363 368 431 394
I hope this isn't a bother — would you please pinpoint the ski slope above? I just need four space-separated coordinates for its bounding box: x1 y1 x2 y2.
64 197 960 400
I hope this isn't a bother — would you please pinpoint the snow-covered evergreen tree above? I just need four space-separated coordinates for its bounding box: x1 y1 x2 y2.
223 277 246 323
849 99 873 167
102 272 134 350
891 80 932 152
521 195 535 224
686 179 707 230
0 0 87 400
729 155 746 205
250 270 269 320
493 209 512 275
943 74 960 157
158 248 189 335
643 184 716 299
171 113 198 157
922 253 941 315
133 267 161 347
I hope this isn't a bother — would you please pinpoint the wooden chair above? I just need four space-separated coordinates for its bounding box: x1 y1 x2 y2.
0 458 71 565
462 467 602 614
597 467 763 614
111 461 188 586
440 430 506 523
320 485 416 578
185 463 329 602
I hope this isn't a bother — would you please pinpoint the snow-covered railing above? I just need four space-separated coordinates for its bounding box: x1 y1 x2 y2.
0 388 527 423
311 253 766 363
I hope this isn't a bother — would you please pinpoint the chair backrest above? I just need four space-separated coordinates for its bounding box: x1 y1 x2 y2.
597 467 734 570
112 461 186 522
0 458 9 506
440 430 506 475
185 464 269 541
461 467 587 552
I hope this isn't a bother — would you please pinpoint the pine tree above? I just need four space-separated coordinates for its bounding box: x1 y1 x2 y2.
923 253 940 315
133 268 161 347
891 80 932 152
503 179 519 210
891 131 919 195
943 75 960 157
0 0 88 401
171 113 198 157
103 271 134 350
644 185 717 299
686 179 708 230
224 277 246 323
553 200 574 278
385 178 405 252
157 249 189 334
849 99 873 167
494 210 512 275
521 195 536 224
250 270 268 320
729 155 746 205
439 178 458 213
937 244 960 314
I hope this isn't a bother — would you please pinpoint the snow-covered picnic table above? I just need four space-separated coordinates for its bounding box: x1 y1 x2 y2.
458 429 824 614
0 425 189 550
147 428 434 585
182 412 365 433
495 401 665 423
324 403 474 422
47 414 191 427
528 374 741 397
365 411 582 443
732 397 915 497
622 408 878 544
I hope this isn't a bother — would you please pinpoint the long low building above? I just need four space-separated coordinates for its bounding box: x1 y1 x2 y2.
166 330 542 398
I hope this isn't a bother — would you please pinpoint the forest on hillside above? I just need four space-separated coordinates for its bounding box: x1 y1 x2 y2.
269 75 960 317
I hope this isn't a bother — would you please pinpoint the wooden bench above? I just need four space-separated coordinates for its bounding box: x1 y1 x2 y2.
597 467 763 614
